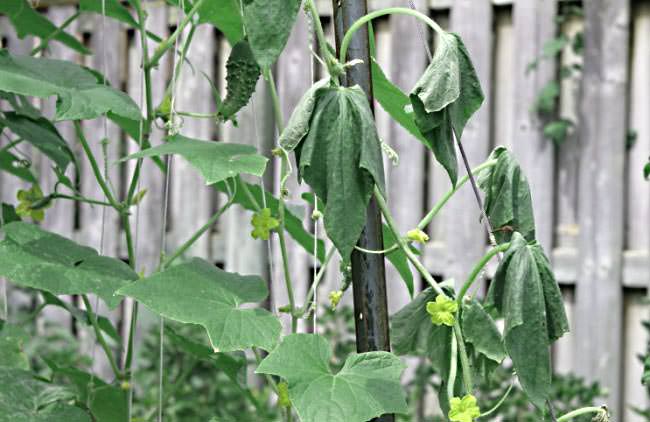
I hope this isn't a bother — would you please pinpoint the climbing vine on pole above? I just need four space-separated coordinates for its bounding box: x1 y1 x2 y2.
0 1 611 421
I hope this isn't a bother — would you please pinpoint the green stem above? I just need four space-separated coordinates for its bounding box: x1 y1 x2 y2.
339 7 444 64
265 69 285 133
73 121 121 210
452 322 473 393
0 138 23 153
417 159 497 231
447 329 458 401
557 407 607 422
295 246 336 318
147 0 206 70
303 0 337 77
81 294 122 380
31 11 81 56
354 244 399 255
456 242 510 307
175 111 218 119
478 381 514 419
161 200 234 269
49 193 114 208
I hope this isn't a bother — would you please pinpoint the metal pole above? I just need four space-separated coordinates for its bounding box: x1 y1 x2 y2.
331 3 393 421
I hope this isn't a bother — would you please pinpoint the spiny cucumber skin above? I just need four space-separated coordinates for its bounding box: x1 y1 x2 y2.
217 40 260 123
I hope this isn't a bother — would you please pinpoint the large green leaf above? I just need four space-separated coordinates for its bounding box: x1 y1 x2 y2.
256 334 408 422
486 232 569 408
214 177 327 263
461 299 506 380
409 32 484 186
242 0 301 69
117 258 281 352
287 86 385 259
371 58 427 146
0 222 137 309
0 50 141 121
216 40 261 123
0 323 29 370
477 147 535 244
79 0 138 27
196 0 244 45
121 134 267 185
0 0 89 55
279 79 329 151
0 368 91 422
1 112 73 170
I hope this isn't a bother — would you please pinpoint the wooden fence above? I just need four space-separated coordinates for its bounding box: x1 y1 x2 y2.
1 0 649 420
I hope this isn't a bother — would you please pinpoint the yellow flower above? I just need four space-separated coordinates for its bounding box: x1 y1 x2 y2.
250 208 279 240
448 394 480 422
16 185 49 222
329 290 343 310
406 228 429 244
426 294 458 326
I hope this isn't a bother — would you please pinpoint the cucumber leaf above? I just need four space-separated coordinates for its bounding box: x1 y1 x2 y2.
0 323 29 370
242 0 301 69
121 134 267 185
256 334 408 422
0 50 141 121
477 147 535 244
0 222 137 309
117 257 281 352
286 86 385 260
486 232 569 408
409 32 484 186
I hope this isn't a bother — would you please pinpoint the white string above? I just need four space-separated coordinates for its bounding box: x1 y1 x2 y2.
156 1 185 420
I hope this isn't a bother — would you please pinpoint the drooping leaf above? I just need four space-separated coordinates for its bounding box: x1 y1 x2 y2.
242 0 301 69
461 300 506 365
477 147 535 244
279 79 329 151
382 224 413 297
121 134 267 185
117 257 281 352
0 150 36 184
287 86 385 259
0 0 89 55
47 363 127 422
371 58 428 145
410 32 484 186
1 112 73 170
256 334 408 422
0 222 137 309
0 368 91 421
214 177 327 263
0 50 141 121
486 232 569 408
217 40 261 123
0 323 29 370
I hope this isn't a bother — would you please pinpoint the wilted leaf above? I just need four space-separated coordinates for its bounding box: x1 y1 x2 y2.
242 0 301 69
117 258 281 352
0 222 137 309
410 32 484 186
279 79 329 151
486 232 569 408
121 134 267 185
477 147 535 244
256 334 408 422
0 50 141 121
461 300 506 369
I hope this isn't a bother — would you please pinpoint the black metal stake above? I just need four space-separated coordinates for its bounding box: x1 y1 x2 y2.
331 1 393 421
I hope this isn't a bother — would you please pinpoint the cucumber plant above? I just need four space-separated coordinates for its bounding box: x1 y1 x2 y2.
0 0 610 421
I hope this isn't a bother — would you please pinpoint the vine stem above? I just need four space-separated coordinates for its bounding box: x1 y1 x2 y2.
478 381 514 419
146 0 206 70
81 294 122 380
295 246 336 318
557 407 607 421
46 193 114 208
456 242 510 306
339 7 444 64
417 159 496 231
447 330 458 401
31 11 81 56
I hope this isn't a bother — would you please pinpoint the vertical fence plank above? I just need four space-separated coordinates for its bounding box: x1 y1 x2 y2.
511 0 556 252
575 0 630 415
492 7 514 150
623 292 649 422
446 0 493 292
385 2 427 312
